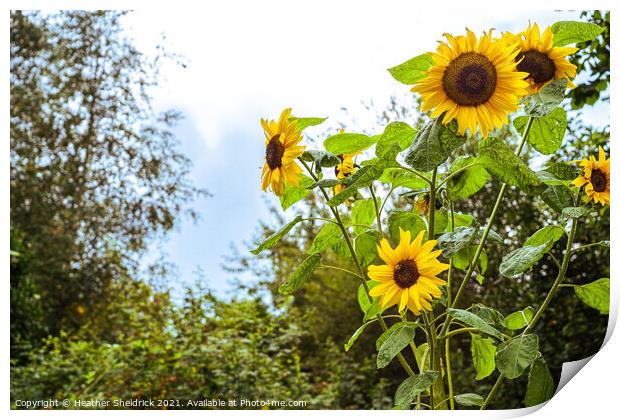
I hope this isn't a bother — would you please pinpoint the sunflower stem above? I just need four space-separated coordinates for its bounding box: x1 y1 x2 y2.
369 183 383 236
481 216 578 410
440 116 535 340
445 202 456 410
298 158 417 378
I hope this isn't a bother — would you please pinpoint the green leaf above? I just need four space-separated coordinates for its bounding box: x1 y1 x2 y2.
309 223 342 254
394 371 439 409
433 209 449 236
500 243 549 278
522 79 567 117
300 150 340 168
290 116 327 131
495 334 539 379
514 108 567 155
477 137 546 195
357 284 372 313
470 333 497 380
455 393 484 407
503 307 535 330
447 308 503 340
413 343 430 372
446 212 475 230
351 199 377 234
327 146 399 206
278 253 321 294
355 229 380 267
551 21 605 47
363 298 385 322
306 179 341 189
468 304 505 329
524 225 565 254
404 116 466 172
541 185 574 212
452 246 488 281
525 355 555 407
324 132 377 155
376 322 418 368
344 321 373 352
437 226 479 258
376 122 417 157
251 215 303 255
546 162 578 181
574 278 610 314
379 167 428 189
387 211 426 244
561 206 592 221
446 156 491 201
279 175 314 210
387 53 434 84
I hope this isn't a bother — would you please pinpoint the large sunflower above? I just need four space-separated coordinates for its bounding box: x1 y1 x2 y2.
412 29 529 138
572 146 610 206
504 23 578 94
260 108 306 196
334 152 359 195
368 229 449 315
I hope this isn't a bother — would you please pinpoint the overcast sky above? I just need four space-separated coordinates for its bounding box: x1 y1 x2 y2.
120 5 607 297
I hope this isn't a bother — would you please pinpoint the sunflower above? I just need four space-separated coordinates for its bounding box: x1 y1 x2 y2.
503 23 579 94
412 29 529 138
572 146 610 206
260 108 306 196
334 152 359 195
368 229 449 315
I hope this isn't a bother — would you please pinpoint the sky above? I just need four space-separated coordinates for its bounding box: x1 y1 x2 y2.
120 5 608 297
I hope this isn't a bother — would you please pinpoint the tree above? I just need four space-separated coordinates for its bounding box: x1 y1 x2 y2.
10 11 204 354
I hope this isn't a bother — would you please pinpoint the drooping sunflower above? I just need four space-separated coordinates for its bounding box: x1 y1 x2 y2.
368 229 449 315
503 23 579 94
260 108 306 196
334 152 359 195
572 146 610 206
412 29 529 138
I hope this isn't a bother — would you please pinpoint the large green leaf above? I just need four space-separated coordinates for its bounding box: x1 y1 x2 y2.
324 132 377 155
495 334 539 379
455 393 484 407
500 243 549 278
357 283 372 313
561 206 593 221
541 185 574 212
387 53 434 84
278 253 321 295
387 211 426 244
437 226 479 258
376 321 418 368
345 320 374 352
404 116 466 172
446 156 491 201
300 150 340 170
503 307 535 331
524 226 565 253
376 122 417 157
574 278 610 314
477 137 546 195
522 79 567 117
251 215 303 255
452 246 488 283
470 333 497 380
289 116 327 131
309 223 342 254
514 107 567 155
447 309 503 340
279 175 314 210
524 356 555 407
551 21 605 47
355 229 380 267
379 167 428 189
394 371 439 409
468 303 506 329
327 146 399 206
351 198 377 234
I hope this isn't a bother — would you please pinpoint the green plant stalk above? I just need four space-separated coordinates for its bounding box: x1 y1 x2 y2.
445 202 456 409
480 218 578 410
299 159 416 377
369 184 383 237
425 167 448 409
439 116 535 339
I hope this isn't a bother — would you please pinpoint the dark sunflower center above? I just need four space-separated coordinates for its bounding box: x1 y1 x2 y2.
443 52 497 106
516 50 556 84
393 259 419 289
265 134 285 169
591 168 607 192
